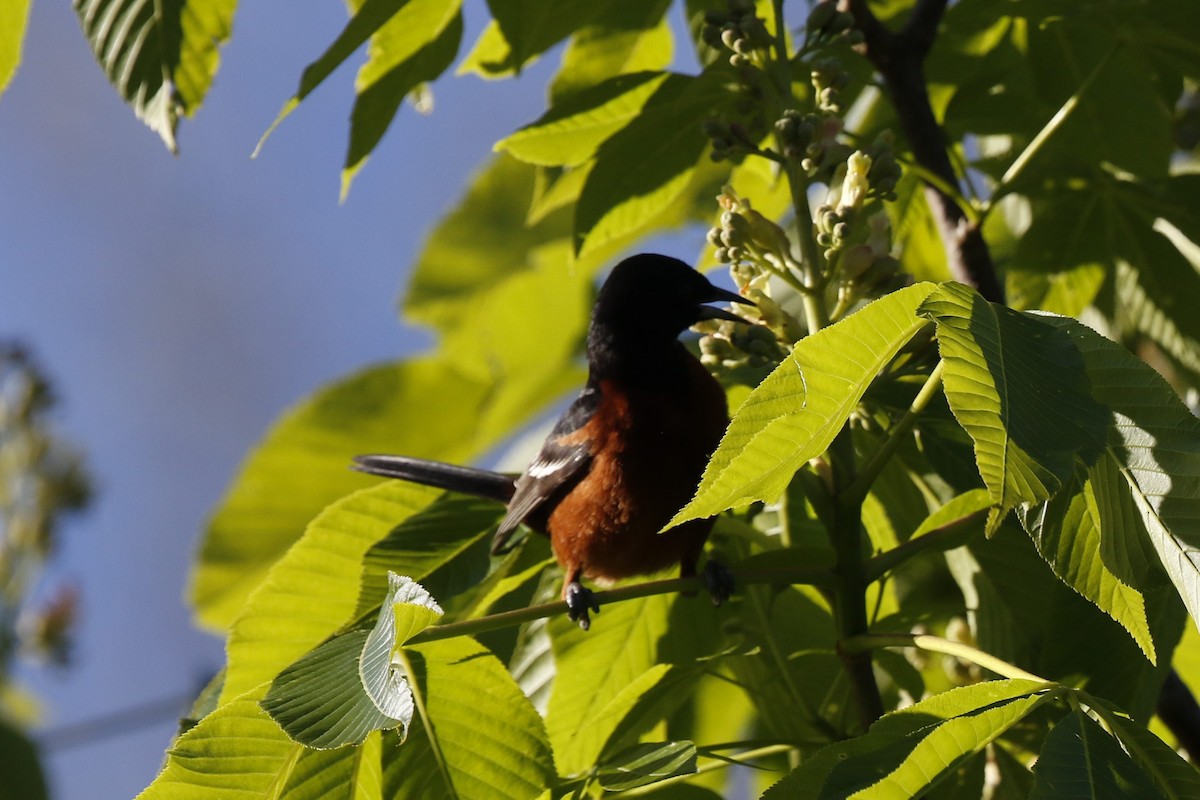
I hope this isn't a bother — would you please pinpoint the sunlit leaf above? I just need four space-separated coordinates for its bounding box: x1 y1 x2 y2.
277 732 382 800
545 594 673 774
341 2 463 197
766 680 1050 799
257 0 450 155
73 0 235 151
136 695 299 799
458 0 593 78
856 696 1047 798
220 482 437 703
261 629 403 749
354 494 501 620
549 1 672 102
1018 463 1156 663
0 0 31 97
390 637 555 799
948 525 1185 721
574 70 732 257
497 71 673 167
671 283 938 527
920 283 1108 520
402 154 590 339
598 741 697 791
261 573 441 748
1037 315 1200 634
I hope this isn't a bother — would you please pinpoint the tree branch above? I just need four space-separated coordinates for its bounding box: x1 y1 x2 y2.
841 0 1005 303
406 565 836 645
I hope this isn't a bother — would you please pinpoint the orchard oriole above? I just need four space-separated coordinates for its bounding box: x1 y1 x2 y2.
354 253 753 629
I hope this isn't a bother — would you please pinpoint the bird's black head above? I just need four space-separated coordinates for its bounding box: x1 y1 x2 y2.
588 254 752 372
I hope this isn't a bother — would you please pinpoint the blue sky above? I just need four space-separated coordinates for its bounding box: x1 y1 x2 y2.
1 2 570 796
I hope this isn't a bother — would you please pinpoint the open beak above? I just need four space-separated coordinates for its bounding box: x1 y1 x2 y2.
697 286 755 323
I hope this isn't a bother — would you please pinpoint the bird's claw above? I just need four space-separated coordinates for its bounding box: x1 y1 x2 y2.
565 581 600 631
703 560 735 606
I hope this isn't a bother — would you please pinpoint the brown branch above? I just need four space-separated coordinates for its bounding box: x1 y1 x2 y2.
842 0 1005 304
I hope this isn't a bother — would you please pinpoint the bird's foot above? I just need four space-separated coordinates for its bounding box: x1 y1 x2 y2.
703 560 735 607
565 581 600 631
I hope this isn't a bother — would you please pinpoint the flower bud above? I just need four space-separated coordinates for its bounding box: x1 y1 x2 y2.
837 151 872 212
839 244 875 279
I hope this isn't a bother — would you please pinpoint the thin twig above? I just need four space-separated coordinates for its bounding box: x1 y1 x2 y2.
842 632 1050 683
406 566 836 645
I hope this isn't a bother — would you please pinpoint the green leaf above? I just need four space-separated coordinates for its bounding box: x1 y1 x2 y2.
574 70 732 257
1030 710 1160 799
1018 462 1156 663
761 739 866 800
598 741 698 791
190 359 478 631
828 681 1053 799
572 664 702 774
0 716 48 800
766 681 1050 799
261 573 442 748
1023 14 1174 181
1093 699 1200 800
527 163 592 225
377 573 443 644
218 482 437 702
402 154 591 338
727 584 844 742
919 283 1108 517
354 493 501 620
261 629 404 749
193 325 580 633
257 0 444 154
910 488 993 541
341 2 463 197
73 0 235 151
136 695 300 800
1008 176 1200 385
391 637 555 799
459 0 594 78
671 283 938 527
545 594 674 774
948 524 1184 721
548 1 673 102
497 71 673 167
277 732 383 800
0 0 30 97
464 0 671 87
1037 315 1200 635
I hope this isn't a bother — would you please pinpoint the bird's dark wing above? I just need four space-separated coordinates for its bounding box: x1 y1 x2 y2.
491 385 598 555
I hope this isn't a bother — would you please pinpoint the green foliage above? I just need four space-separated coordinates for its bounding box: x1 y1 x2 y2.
0 0 30 98
0 717 49 800
672 282 938 526
52 0 1199 796
72 0 234 151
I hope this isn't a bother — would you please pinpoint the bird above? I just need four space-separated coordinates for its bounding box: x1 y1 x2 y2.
353 253 753 629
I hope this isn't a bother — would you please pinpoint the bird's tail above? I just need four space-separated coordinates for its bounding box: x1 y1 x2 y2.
352 454 515 503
